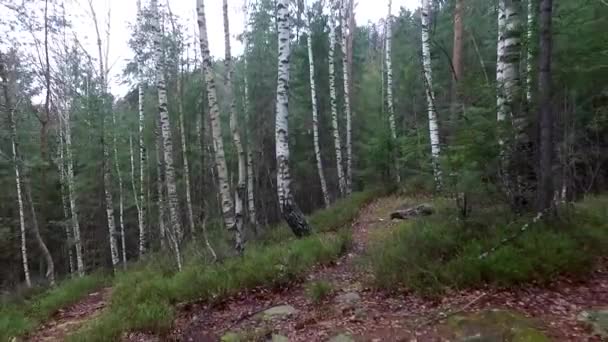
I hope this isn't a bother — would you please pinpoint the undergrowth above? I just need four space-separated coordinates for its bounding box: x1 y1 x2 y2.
69 189 382 341
305 280 334 304
0 273 107 341
369 195 608 296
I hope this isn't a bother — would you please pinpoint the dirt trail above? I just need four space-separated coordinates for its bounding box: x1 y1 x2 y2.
167 196 608 341
27 287 111 341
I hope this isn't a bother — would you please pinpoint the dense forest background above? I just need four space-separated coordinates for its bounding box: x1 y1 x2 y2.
0 0 607 292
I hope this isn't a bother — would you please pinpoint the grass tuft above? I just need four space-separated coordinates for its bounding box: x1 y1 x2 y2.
305 280 334 304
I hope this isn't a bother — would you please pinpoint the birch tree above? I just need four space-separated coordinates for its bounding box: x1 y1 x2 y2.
243 0 258 228
451 0 464 118
1 53 31 287
421 0 443 189
525 0 534 104
537 0 554 210
385 0 400 183
276 0 311 237
328 4 347 197
223 0 246 252
196 0 238 245
151 0 183 248
88 0 119 270
340 0 353 194
135 0 146 257
307 11 330 208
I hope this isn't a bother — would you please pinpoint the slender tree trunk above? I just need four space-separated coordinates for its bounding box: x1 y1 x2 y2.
196 0 237 238
64 109 84 276
526 0 534 104
328 9 347 197
1 59 31 287
129 136 140 259
385 0 400 183
341 0 353 194
112 110 127 268
136 0 146 257
242 0 258 232
275 0 311 237
421 0 443 190
537 0 553 210
57 127 74 275
177 78 196 241
451 0 464 121
89 1 119 271
155 129 167 251
307 14 330 208
223 0 246 253
23 177 55 286
151 0 183 248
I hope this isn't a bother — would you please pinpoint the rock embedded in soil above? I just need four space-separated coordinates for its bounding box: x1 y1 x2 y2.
390 203 434 220
328 333 355 342
436 309 549 342
270 334 289 342
578 308 608 338
259 305 299 320
336 292 361 307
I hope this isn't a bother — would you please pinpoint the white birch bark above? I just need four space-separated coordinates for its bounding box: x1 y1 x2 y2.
1 61 32 287
24 177 55 286
111 110 127 268
177 80 195 241
243 0 258 230
223 0 245 252
307 13 330 208
155 130 167 251
89 1 119 270
58 104 85 276
196 0 237 237
421 0 443 190
13 130 31 288
328 9 347 197
275 0 311 237
500 0 522 122
151 0 183 246
385 0 400 183
385 0 396 141
63 109 84 276
57 128 74 275
340 0 353 194
525 0 533 104
136 0 146 257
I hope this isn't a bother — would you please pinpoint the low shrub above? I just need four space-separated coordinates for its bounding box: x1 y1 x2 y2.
369 196 608 296
305 280 334 304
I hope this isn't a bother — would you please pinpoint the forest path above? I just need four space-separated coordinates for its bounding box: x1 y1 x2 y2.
166 195 608 341
169 196 425 341
26 287 112 341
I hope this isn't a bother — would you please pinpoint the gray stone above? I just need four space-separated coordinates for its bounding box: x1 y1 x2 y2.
578 308 608 337
261 305 299 320
436 309 549 342
328 333 355 342
220 331 241 342
336 292 361 306
270 334 289 342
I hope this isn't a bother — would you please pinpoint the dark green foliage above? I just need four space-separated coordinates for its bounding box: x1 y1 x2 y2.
0 274 107 341
305 280 334 304
369 196 608 296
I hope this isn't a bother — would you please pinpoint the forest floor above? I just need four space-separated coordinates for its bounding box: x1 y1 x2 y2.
26 287 111 341
145 196 607 341
25 196 608 341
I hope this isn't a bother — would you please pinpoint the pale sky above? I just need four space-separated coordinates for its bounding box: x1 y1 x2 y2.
1 0 418 97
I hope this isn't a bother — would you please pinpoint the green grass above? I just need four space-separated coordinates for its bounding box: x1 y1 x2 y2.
305 280 334 304
69 190 383 341
0 273 107 341
369 195 608 296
